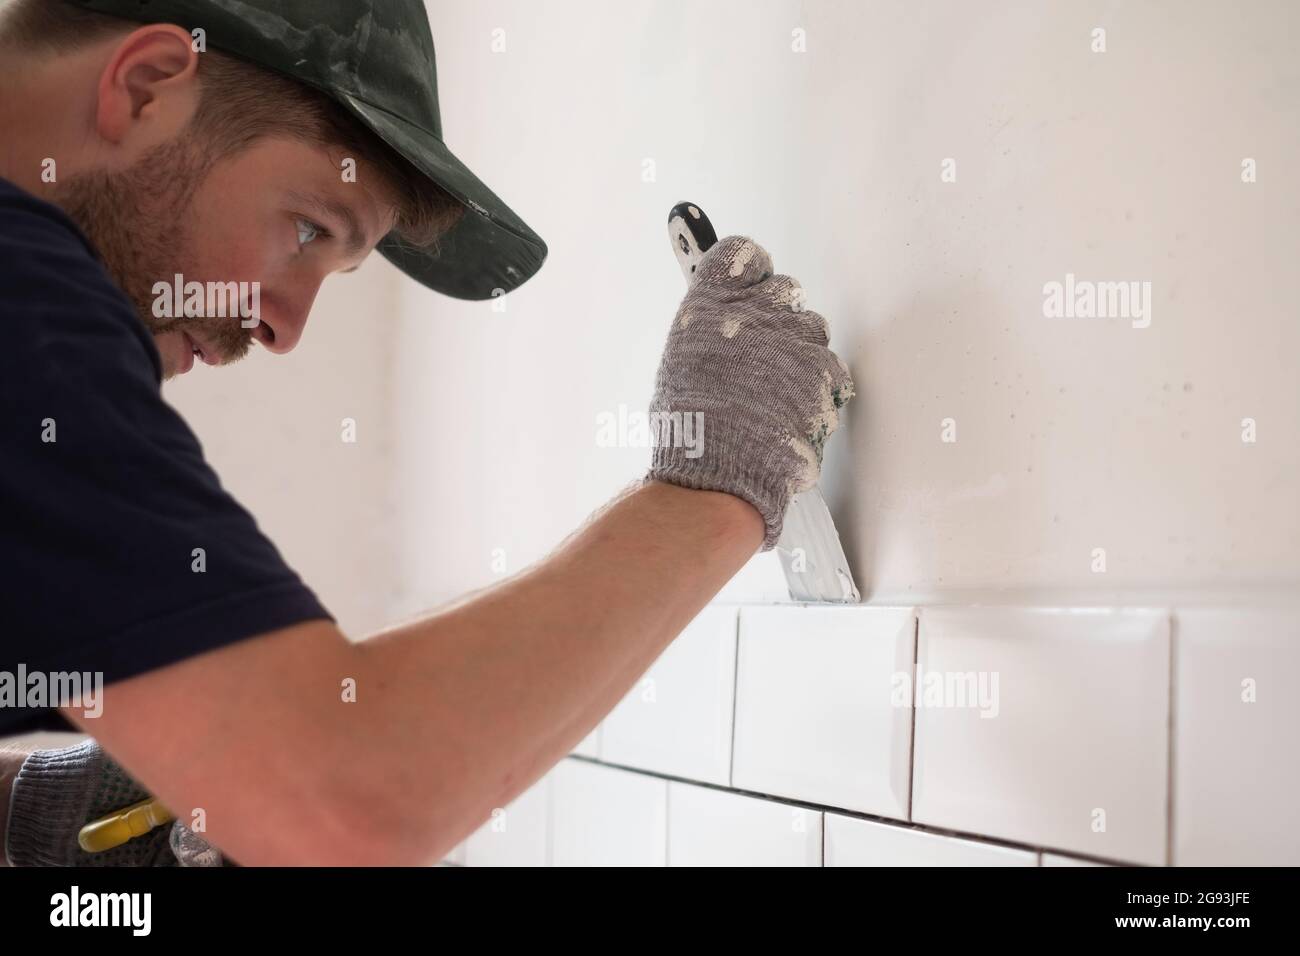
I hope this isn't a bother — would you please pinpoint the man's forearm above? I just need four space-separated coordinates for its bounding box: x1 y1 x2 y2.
352 479 763 861
57 480 763 866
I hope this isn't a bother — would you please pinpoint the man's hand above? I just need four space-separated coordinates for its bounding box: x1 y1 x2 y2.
3 738 224 866
648 235 855 549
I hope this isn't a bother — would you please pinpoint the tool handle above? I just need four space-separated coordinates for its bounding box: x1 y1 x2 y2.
77 797 175 853
667 201 719 285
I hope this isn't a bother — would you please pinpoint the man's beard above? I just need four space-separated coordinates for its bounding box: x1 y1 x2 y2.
51 135 253 369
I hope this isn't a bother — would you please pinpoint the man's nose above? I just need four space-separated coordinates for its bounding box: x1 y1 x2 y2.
248 283 321 354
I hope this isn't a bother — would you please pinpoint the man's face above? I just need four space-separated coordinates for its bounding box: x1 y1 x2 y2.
53 134 396 380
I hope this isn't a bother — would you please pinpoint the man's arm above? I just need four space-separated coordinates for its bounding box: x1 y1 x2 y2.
61 481 762 866
54 232 853 867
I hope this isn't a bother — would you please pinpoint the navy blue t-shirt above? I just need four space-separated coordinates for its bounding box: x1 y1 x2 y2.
0 176 334 735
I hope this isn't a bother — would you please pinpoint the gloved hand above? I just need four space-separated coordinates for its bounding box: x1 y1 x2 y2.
5 738 226 867
647 235 855 549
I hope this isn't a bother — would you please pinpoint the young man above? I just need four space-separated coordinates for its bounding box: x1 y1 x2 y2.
0 0 853 865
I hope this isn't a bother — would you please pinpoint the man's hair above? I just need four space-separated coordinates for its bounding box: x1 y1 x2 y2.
0 0 465 251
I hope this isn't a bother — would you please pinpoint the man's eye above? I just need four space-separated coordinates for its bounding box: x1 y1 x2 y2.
295 218 328 248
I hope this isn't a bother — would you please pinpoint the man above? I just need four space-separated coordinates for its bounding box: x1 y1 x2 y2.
0 0 853 866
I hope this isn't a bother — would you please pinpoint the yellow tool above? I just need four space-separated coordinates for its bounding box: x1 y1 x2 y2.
77 797 174 853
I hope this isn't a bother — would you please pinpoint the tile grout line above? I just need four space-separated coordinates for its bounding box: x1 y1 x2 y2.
909 608 920 816
545 772 554 868
727 608 741 789
663 776 671 867
565 752 1131 866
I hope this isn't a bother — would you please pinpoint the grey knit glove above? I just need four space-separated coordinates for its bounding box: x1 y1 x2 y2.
647 235 855 549
5 738 225 867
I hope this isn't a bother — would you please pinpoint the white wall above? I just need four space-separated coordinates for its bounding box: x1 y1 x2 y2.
165 257 400 638
394 0 1297 866
394 0 1299 612
161 0 1299 629
160 1 1296 865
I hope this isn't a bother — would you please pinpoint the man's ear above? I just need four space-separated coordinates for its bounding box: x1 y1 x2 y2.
94 24 201 150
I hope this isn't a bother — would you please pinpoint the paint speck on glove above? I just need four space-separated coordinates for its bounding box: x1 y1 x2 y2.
648 235 855 549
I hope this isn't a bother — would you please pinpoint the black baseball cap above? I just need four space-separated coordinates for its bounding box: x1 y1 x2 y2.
68 0 547 300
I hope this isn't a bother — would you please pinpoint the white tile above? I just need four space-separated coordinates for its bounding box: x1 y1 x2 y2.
912 608 1169 866
712 551 790 603
1041 852 1110 867
732 606 915 818
441 841 466 865
1174 606 1300 866
601 606 737 784
667 782 822 866
825 813 1035 866
571 725 600 758
464 771 552 867
551 759 667 866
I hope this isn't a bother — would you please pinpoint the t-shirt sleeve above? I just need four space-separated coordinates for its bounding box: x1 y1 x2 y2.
0 186 335 735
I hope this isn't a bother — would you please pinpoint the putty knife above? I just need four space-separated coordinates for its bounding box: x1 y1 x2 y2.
667 201 860 603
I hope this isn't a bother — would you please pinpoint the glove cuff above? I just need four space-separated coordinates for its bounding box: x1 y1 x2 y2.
648 437 792 551
6 739 105 866
6 739 176 867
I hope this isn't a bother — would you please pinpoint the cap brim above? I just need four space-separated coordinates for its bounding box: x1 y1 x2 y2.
337 92 547 300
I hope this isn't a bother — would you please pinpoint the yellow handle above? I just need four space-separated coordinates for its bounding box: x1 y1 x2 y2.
77 797 175 853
